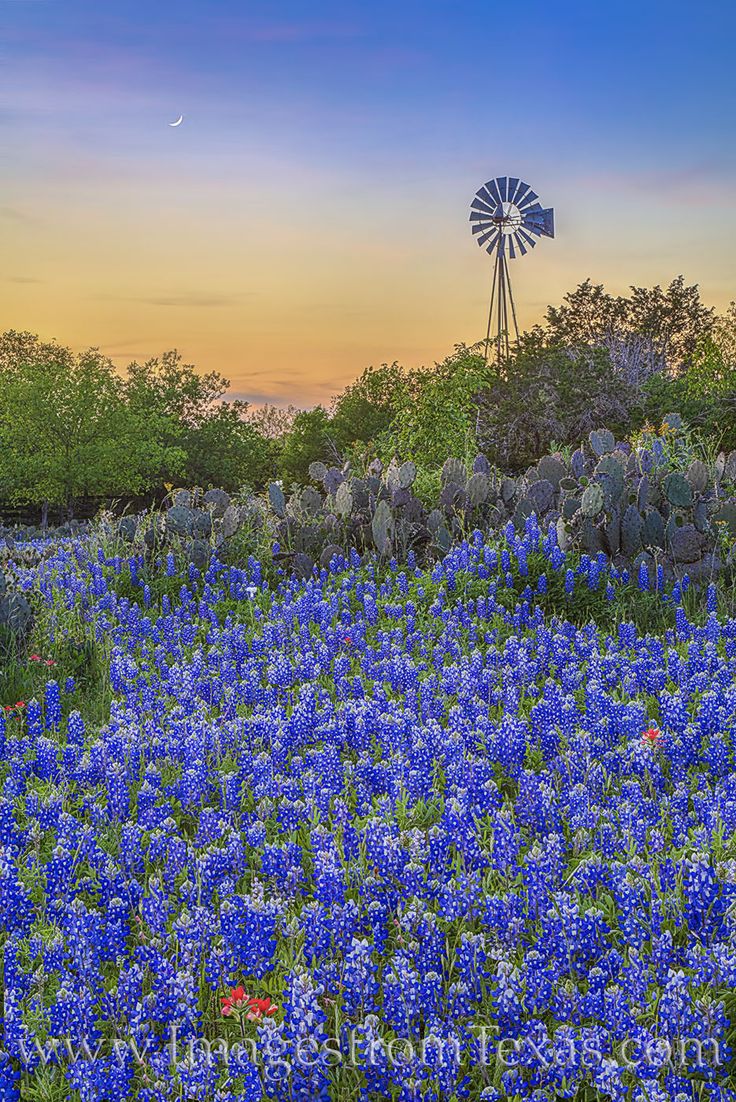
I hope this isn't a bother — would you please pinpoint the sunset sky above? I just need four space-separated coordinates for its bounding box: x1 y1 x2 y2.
3 0 735 408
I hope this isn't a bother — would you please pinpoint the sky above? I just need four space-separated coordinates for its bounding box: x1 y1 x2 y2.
2 0 735 408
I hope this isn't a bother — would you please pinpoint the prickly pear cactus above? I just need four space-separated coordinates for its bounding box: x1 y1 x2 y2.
441 457 466 488
589 428 616 457
537 455 567 489
371 499 394 555
621 504 642 559
466 472 489 508
335 481 353 518
594 455 625 505
398 460 417 489
268 482 286 517
581 483 604 518
663 472 693 508
686 459 708 494
527 479 554 514
308 461 328 483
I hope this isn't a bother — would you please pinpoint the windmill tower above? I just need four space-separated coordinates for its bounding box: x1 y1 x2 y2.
469 176 554 364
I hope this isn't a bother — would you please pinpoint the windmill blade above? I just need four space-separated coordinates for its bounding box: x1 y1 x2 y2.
507 177 520 202
513 181 531 206
513 232 528 256
471 221 494 237
470 197 496 217
517 227 537 249
475 224 497 244
497 176 508 201
477 227 499 250
522 207 544 225
497 232 506 256
484 179 502 206
475 187 497 210
507 235 516 259
470 209 495 224
517 190 538 210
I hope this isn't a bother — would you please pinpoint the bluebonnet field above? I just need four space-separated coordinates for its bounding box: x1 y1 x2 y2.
2 513 736 1102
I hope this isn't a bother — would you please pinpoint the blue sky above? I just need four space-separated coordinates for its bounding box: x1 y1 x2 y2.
3 0 735 404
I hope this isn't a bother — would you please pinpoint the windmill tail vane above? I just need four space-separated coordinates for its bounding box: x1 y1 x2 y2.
469 176 554 364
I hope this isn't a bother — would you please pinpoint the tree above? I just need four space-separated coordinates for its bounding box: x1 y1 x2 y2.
0 346 169 516
279 407 332 487
642 301 736 449
0 329 75 378
545 276 714 386
123 348 282 490
475 333 634 469
329 363 409 454
247 403 299 440
181 401 276 491
386 345 492 469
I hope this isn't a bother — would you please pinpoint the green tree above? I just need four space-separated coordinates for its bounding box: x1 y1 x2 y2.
123 349 231 485
386 345 492 469
642 301 736 449
0 346 170 517
279 407 332 487
545 275 714 385
0 329 76 378
181 401 276 491
330 363 409 454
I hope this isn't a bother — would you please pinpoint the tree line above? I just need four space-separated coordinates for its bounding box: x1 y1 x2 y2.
1 275 734 519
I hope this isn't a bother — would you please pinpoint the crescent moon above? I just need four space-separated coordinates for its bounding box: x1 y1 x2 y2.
169 115 183 127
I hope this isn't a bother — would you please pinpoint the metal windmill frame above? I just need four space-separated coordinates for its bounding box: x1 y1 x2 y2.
469 176 554 365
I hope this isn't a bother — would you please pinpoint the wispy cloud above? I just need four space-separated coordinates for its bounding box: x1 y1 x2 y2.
134 294 239 308
6 275 43 283
0 206 37 223
578 162 736 205
92 292 253 308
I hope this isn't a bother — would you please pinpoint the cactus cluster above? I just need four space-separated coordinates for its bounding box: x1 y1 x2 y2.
114 487 261 569
532 430 736 581
111 423 736 583
286 431 736 580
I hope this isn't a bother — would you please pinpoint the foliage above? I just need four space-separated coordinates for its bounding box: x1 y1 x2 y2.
179 401 277 491
385 344 492 469
641 301 736 450
247 403 299 440
475 332 634 469
329 362 409 453
0 346 170 511
124 346 279 492
278 406 333 487
545 275 714 386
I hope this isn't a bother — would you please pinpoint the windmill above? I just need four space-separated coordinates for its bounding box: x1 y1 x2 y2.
469 176 554 364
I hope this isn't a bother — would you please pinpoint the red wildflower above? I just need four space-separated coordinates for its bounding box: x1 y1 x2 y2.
29 655 41 662
14 701 25 710
244 997 278 1021
44 659 57 667
343 635 352 645
642 725 663 746
221 985 248 1017
221 987 279 1021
